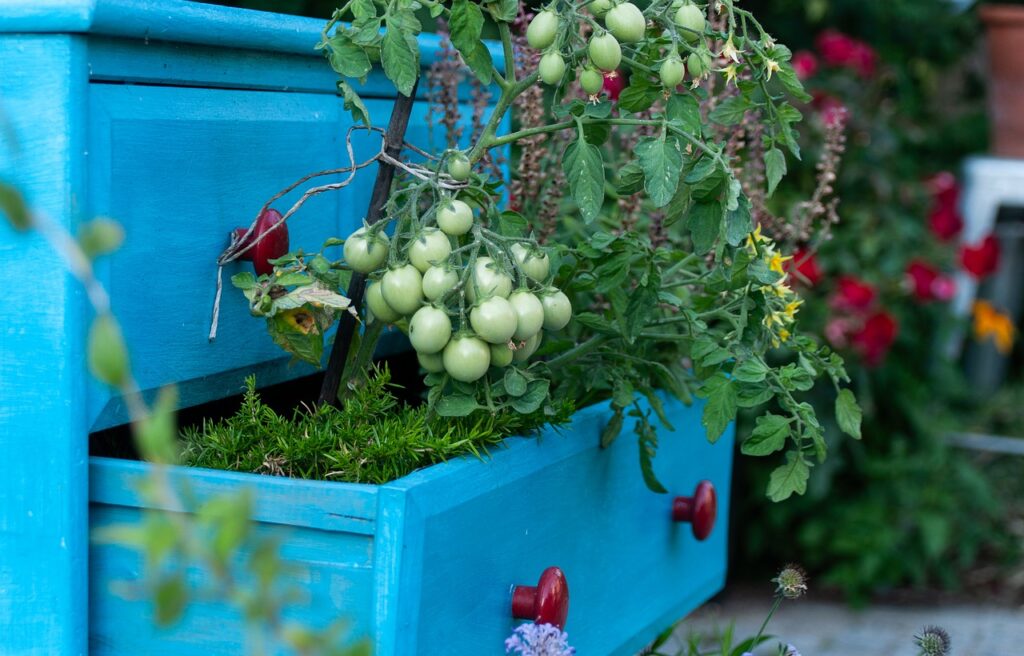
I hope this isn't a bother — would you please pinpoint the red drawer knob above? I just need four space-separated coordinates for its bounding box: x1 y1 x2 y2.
672 480 717 541
511 566 569 628
233 208 289 276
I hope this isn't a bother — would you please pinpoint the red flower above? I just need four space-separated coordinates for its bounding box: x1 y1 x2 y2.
831 276 876 312
848 42 878 78
927 171 960 211
815 29 878 78
811 92 847 127
960 235 1001 279
928 206 963 241
933 275 957 302
792 50 819 80
602 71 624 101
786 248 823 286
852 310 899 366
906 259 954 302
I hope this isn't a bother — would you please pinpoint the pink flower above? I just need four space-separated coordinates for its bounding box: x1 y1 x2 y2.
792 50 819 80
848 42 878 78
960 235 1001 279
602 71 624 101
927 171 960 210
932 275 956 302
825 317 853 348
905 259 956 303
831 276 876 312
814 29 878 78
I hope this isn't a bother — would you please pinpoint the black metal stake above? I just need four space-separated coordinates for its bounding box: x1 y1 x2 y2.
318 81 419 407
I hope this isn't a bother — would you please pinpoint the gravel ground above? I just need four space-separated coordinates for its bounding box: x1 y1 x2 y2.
661 587 1024 656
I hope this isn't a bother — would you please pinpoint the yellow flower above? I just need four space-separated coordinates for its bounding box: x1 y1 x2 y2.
721 38 740 63
973 300 1016 354
721 64 739 86
765 58 781 80
778 328 791 343
768 251 792 276
746 224 767 250
783 299 803 320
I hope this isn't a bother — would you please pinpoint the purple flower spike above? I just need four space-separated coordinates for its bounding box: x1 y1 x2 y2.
505 623 576 656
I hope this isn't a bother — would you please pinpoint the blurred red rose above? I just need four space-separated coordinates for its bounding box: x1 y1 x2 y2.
927 171 960 210
848 42 878 78
815 29 878 78
831 276 876 312
928 206 963 241
786 248 823 286
852 311 899 366
792 50 819 79
960 235 1001 279
905 259 956 302
603 71 624 101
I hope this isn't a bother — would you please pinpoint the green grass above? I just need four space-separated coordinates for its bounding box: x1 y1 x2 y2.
180 366 574 484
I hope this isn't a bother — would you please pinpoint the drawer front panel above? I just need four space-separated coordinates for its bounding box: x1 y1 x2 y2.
390 395 735 655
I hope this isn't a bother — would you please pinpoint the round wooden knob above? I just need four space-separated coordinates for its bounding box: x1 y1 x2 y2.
233 208 289 276
672 480 717 541
511 566 569 628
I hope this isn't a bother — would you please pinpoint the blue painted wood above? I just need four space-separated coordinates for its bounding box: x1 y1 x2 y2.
88 395 734 655
0 35 91 656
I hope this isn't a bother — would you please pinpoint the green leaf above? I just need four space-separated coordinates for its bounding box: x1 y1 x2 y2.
0 181 31 231
774 63 813 103
381 16 420 96
688 200 722 255
138 386 180 465
764 147 786 198
666 94 702 134
327 32 372 79
636 413 668 493
338 79 371 125
511 379 549 413
486 0 519 22
153 576 188 627
617 81 658 113
741 414 790 456
635 135 684 208
708 95 749 126
503 368 528 397
77 218 124 259
616 162 645 195
449 0 494 85
835 388 862 439
767 452 810 502
563 136 605 223
436 394 480 416
724 194 752 246
733 357 769 383
700 374 737 443
88 314 130 387
601 407 625 447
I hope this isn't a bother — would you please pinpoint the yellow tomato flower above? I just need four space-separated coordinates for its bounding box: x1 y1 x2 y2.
765 58 781 80
768 251 792 276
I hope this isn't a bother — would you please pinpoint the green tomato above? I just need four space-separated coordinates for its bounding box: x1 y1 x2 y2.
437 199 474 236
511 243 551 282
422 264 459 302
470 296 518 344
489 342 514 368
588 33 622 72
541 289 572 331
417 350 445 373
687 51 711 78
513 333 541 363
467 256 513 302
580 67 604 95
365 281 400 323
660 55 686 87
526 10 559 50
589 0 612 17
380 264 423 316
606 3 646 43
509 291 544 341
409 227 452 273
443 335 491 382
539 52 567 85
343 227 390 274
674 3 705 42
447 153 472 181
408 305 452 354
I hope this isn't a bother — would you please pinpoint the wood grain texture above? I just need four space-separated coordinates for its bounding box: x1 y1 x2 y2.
88 396 735 655
0 35 91 656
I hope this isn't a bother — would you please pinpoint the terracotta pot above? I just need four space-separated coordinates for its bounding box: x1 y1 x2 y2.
981 4 1024 158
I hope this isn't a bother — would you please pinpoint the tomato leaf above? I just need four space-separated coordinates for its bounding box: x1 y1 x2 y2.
563 136 605 223
338 79 371 125
326 32 372 80
708 95 749 126
436 394 480 416
767 452 810 502
449 0 494 85
724 193 753 246
741 414 790 456
381 13 420 96
636 410 668 493
0 181 31 231
835 388 862 439
636 135 684 208
688 200 722 255
764 147 786 198
699 373 737 443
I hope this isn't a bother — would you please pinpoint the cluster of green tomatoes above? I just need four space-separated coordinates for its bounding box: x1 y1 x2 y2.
342 192 572 384
528 1 710 91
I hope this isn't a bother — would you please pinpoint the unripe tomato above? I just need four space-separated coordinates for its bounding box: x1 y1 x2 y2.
511 243 551 282
541 289 572 330
437 199 474 236
687 51 711 78
674 3 705 42
526 10 559 50
467 256 513 301
366 281 400 323
409 227 452 273
588 33 622 72
489 342 514 368
408 305 452 354
606 3 646 43
447 153 472 182
422 264 459 302
381 264 423 315
589 0 612 17
417 350 446 373
513 333 542 362
443 335 491 382
580 67 605 95
470 296 518 344
509 291 544 341
343 227 390 274
539 52 566 85
660 55 686 87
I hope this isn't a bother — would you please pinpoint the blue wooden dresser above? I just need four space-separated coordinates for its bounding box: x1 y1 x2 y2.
0 2 734 654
